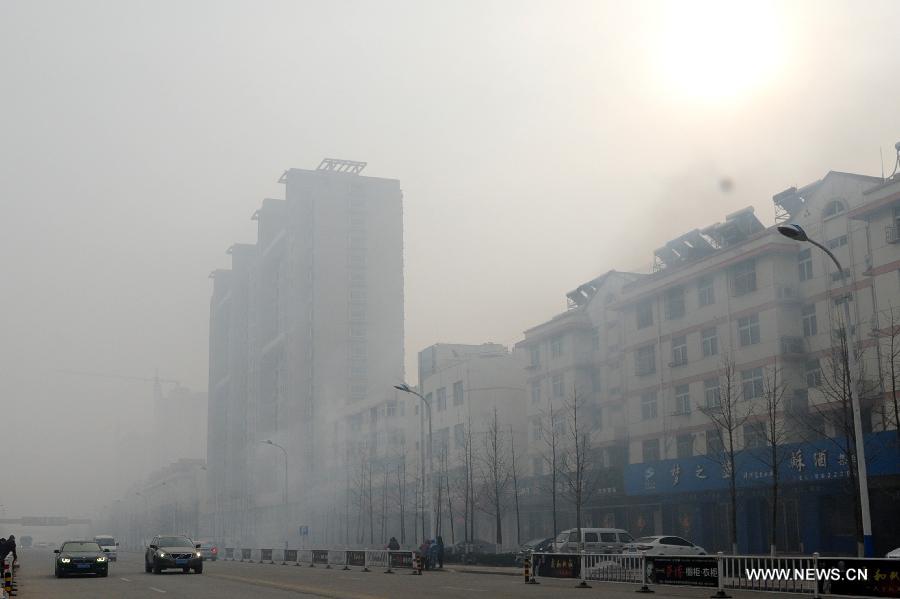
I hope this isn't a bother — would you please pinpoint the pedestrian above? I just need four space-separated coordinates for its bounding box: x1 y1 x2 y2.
419 539 432 570
388 536 400 551
435 535 444 569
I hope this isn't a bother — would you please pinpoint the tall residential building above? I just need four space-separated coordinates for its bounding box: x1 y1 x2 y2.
206 159 404 547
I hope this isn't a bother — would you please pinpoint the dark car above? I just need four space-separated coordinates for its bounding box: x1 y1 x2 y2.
516 537 554 565
54 540 110 578
144 535 203 574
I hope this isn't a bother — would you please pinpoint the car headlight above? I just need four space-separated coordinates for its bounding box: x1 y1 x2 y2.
97 556 107 562
196 551 202 557
157 551 166 558
60 557 71 563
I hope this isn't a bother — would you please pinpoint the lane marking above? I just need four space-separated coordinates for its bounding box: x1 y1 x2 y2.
149 586 167 593
442 587 487 592
120 577 131 582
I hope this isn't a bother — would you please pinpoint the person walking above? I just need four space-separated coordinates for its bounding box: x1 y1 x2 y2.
387 536 400 551
435 535 444 569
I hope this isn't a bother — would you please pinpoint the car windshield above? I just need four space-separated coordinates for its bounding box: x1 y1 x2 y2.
158 537 193 547
619 533 634 542
634 537 659 543
95 538 114 545
62 542 101 552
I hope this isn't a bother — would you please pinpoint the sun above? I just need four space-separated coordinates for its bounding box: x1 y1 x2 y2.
656 1 783 103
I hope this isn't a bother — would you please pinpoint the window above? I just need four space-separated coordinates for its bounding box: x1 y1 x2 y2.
530 346 540 367
636 345 656 376
826 235 848 250
801 303 818 337
584 532 599 543
701 327 718 357
452 380 464 406
676 434 694 458
386 401 397 418
531 418 542 441
674 384 691 414
831 269 850 282
706 429 723 456
732 259 757 296
744 424 766 449
552 373 564 397
805 358 822 388
550 336 564 358
823 200 846 218
738 314 760 346
698 276 715 306
741 367 764 400
798 249 813 282
636 300 654 329
704 378 721 408
664 287 685 320
641 390 658 420
671 335 687 366
642 438 660 462
454 423 466 448
531 380 541 404
436 387 447 411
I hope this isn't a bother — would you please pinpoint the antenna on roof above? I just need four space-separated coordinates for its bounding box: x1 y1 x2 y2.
317 158 367 174
892 141 900 179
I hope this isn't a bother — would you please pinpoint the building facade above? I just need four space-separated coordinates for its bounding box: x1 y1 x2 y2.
206 160 405 548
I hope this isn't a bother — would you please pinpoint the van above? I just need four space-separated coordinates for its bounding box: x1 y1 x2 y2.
552 528 634 554
94 534 118 562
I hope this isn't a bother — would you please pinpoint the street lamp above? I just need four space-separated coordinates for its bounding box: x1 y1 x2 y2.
394 383 435 541
778 223 873 557
261 440 289 550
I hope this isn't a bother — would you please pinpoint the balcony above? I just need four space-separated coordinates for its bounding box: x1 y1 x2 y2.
779 336 806 357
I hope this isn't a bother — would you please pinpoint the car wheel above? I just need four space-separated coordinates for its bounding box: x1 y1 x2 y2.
100 570 108 578
145 560 152 573
153 563 162 574
194 564 203 574
55 567 64 578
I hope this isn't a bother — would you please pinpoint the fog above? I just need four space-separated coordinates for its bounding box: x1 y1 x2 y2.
1 0 899 527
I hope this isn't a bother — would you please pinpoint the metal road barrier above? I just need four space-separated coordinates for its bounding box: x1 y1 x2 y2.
282 549 297 564
2 555 16 598
240 548 252 562
260 549 273 564
224 547 234 560
583 553 644 584
721 554 818 594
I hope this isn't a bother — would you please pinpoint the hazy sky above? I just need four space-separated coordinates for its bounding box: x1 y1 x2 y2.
1 0 899 515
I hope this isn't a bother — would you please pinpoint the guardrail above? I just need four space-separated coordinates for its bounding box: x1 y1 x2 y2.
216 547 420 574
528 551 900 598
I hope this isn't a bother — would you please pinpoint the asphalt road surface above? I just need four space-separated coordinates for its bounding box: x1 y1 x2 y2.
16 547 788 599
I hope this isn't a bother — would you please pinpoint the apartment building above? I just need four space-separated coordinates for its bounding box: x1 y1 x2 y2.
206 160 405 548
515 170 900 555
411 343 527 546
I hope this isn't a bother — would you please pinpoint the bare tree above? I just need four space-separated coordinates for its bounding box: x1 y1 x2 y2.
478 407 511 545
509 425 522 546
541 395 561 541
443 449 455 545
875 305 900 445
558 386 598 550
700 352 753 554
753 359 790 556
396 457 407 545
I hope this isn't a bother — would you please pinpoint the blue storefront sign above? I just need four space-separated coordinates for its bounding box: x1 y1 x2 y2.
625 431 899 496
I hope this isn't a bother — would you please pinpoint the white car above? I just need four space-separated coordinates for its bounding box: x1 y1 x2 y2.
887 548 900 559
626 535 707 555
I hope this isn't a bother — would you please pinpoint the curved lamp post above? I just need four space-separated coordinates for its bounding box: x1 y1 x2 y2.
778 223 873 557
394 383 435 540
261 440 289 550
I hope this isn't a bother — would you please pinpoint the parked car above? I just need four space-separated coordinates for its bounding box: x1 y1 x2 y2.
54 540 110 578
516 537 554 565
144 535 203 574
197 539 219 561
553 528 634 554
887 548 900 558
450 539 497 554
625 535 707 555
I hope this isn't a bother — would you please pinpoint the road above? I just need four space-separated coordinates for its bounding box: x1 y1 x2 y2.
16 547 787 599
